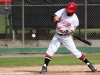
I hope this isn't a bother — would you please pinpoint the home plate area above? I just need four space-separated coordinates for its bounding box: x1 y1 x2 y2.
0 65 100 75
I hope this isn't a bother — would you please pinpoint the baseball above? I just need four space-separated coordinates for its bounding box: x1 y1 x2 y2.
32 34 36 38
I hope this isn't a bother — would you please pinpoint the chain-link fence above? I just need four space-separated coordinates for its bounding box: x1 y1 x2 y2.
0 0 100 48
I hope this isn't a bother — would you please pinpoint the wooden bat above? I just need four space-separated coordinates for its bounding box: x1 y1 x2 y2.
73 35 92 46
65 30 92 46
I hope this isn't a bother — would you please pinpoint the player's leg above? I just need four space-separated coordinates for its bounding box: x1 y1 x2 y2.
40 35 61 74
79 54 97 72
63 36 97 72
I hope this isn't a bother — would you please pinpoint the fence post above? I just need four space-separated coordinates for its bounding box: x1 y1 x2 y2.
22 0 25 47
84 0 87 40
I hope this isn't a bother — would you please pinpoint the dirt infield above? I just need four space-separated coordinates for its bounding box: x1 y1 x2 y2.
0 64 100 75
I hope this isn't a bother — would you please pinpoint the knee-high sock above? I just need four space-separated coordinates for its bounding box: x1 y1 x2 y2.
44 54 52 67
79 54 91 65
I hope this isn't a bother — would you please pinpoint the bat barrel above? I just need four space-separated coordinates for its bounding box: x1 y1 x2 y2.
73 35 92 46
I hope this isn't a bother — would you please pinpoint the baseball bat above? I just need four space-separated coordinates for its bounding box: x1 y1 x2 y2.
73 35 92 46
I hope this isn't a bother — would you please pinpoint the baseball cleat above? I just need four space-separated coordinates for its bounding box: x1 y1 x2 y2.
40 66 47 74
88 63 97 72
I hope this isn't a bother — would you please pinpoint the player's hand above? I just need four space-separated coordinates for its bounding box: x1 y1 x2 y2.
59 29 65 33
65 30 73 34
56 23 65 33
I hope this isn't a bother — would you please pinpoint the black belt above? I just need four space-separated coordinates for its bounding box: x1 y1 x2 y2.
57 33 66 36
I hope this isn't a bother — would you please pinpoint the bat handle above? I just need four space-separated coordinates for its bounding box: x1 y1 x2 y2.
64 30 68 33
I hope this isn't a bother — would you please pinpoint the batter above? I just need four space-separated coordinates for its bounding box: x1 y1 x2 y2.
40 2 97 74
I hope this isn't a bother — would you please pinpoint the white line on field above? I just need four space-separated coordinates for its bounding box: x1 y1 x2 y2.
0 72 32 75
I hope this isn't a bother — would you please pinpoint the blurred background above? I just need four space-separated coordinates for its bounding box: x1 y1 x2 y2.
0 0 100 54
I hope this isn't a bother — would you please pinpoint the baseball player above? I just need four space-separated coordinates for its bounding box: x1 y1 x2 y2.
40 2 97 74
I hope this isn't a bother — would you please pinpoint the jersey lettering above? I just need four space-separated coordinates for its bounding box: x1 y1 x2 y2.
60 18 70 26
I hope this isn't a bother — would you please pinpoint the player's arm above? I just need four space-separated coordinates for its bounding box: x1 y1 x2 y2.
52 14 73 34
52 14 60 24
66 22 78 34
52 15 65 33
52 8 64 23
52 15 64 32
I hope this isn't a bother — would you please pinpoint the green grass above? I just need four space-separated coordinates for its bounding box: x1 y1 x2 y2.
0 54 100 67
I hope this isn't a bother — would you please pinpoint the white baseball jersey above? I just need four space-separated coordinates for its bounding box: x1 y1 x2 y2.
46 8 82 59
54 8 79 34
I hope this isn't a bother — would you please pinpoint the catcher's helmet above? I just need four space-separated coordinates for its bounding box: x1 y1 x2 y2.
65 2 77 13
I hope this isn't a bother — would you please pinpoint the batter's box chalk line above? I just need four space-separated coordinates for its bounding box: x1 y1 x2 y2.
0 72 32 75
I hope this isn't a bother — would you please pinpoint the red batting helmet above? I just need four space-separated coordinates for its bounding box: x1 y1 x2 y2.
65 2 77 13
